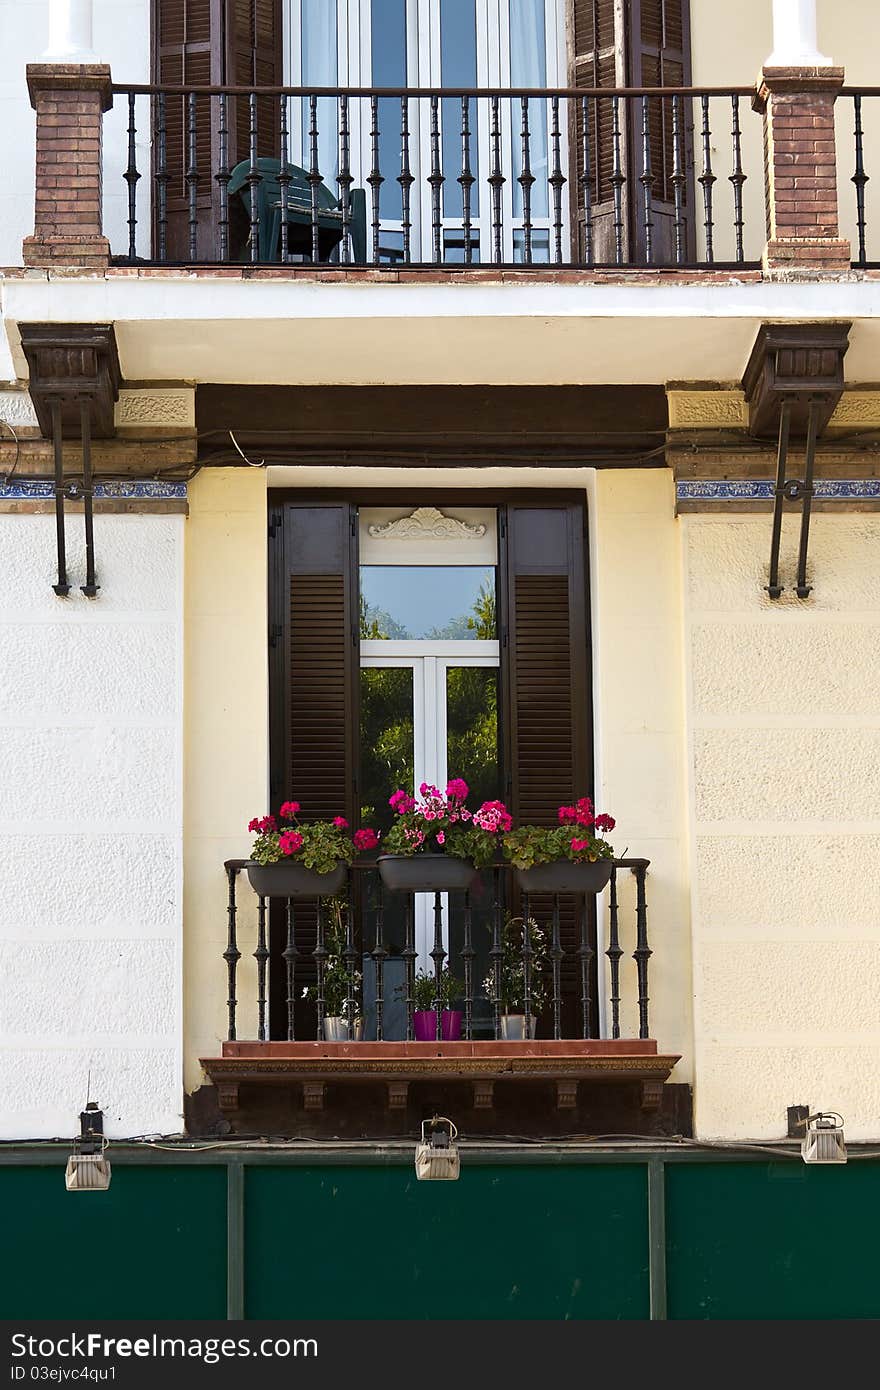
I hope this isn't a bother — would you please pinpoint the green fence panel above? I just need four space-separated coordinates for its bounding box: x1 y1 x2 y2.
0 1166 228 1319
666 1161 880 1319
244 1163 649 1319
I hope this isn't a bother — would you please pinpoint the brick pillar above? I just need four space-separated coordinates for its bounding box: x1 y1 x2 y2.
753 67 850 275
23 64 112 270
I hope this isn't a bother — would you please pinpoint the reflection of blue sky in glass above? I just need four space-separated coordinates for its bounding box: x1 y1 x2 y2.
361 567 496 639
372 0 407 221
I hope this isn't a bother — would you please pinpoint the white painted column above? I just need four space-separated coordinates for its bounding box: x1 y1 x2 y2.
767 0 831 66
44 0 98 62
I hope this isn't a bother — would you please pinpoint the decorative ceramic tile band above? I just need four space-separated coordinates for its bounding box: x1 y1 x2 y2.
0 480 188 500
677 479 880 502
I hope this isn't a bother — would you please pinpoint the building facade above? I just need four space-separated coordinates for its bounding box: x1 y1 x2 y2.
1 0 879 1319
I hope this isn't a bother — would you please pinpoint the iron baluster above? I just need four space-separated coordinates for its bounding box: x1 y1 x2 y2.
217 93 230 263
255 893 269 1042
640 94 655 265
489 866 503 1039
549 95 565 264
429 94 444 264
368 94 383 265
521 891 533 1037
671 94 686 264
402 893 416 1040
580 96 594 266
459 96 475 265
610 95 625 264
462 889 474 1040
247 92 260 262
49 397 69 597
224 863 241 1042
853 94 868 268
489 94 504 265
343 884 357 1028
308 94 321 263
729 94 746 264
186 91 199 263
519 96 535 264
372 878 387 1041
78 398 98 598
578 893 593 1039
796 400 820 599
156 91 169 263
632 863 652 1040
314 896 328 1041
398 96 414 264
283 896 298 1040
699 94 716 264
550 893 563 1041
766 400 792 599
338 93 352 263
431 889 446 1039
606 863 622 1040
124 91 140 261
278 95 291 263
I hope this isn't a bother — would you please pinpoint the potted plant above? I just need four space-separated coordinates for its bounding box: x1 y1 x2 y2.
399 967 465 1041
483 913 549 1039
502 797 616 894
302 898 364 1041
378 779 512 893
245 800 379 897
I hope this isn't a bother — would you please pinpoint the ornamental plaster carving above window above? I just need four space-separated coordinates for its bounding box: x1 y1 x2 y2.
367 506 487 541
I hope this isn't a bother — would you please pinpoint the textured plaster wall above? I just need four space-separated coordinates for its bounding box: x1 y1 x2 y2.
683 514 880 1141
183 468 267 1094
0 512 184 1139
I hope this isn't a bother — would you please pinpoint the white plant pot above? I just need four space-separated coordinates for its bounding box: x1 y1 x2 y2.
499 1014 538 1040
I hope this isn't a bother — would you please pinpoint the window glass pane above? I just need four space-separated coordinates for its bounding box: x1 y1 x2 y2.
510 0 549 217
440 0 479 217
446 666 500 809
360 567 496 639
372 0 407 221
360 666 414 834
513 228 550 262
302 0 338 181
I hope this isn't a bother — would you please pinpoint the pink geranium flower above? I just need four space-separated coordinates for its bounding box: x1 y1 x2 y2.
278 830 304 856
353 828 379 851
570 838 590 853
445 777 469 803
594 813 616 833
333 816 349 828
279 800 300 819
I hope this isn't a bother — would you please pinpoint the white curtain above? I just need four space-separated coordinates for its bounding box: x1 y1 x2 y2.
509 0 548 218
302 0 338 181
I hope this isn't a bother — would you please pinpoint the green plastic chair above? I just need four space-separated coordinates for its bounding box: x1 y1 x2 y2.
227 156 367 264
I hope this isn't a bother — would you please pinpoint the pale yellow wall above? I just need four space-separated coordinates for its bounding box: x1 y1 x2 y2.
683 513 880 1141
183 468 267 1093
689 0 880 262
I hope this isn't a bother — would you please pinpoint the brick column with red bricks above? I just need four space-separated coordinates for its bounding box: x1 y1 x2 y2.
23 63 113 271
753 66 850 275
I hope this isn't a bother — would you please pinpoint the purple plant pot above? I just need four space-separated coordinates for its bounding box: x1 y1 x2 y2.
412 1010 463 1041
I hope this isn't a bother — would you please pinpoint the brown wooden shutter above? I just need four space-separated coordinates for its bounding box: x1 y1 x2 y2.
226 0 283 169
272 502 358 824
501 501 593 1032
569 0 693 264
628 0 695 261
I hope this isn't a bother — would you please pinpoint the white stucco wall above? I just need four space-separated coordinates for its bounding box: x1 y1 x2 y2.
0 511 184 1139
683 513 880 1142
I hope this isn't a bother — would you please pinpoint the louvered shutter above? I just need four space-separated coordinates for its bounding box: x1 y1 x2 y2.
225 0 283 170
628 0 695 262
569 0 628 263
502 502 593 1033
152 0 224 260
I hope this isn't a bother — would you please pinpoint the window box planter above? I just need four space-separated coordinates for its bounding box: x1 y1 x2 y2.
514 859 614 895
246 860 348 898
377 853 476 893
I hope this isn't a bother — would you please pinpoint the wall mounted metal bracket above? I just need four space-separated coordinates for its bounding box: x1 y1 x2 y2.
765 398 820 600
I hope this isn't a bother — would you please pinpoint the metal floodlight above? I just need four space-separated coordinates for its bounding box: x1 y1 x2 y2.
415 1115 460 1181
64 1101 111 1191
801 1111 847 1165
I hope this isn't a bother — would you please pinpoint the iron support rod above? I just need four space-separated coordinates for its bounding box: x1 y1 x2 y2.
224 864 241 1041
633 865 652 1040
796 400 820 599
255 893 269 1041
78 398 98 598
766 400 792 599
49 397 69 597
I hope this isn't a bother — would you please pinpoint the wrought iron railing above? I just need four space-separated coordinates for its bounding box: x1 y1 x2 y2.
221 857 652 1044
109 84 759 268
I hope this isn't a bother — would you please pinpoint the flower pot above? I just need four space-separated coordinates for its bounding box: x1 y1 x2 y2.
514 858 614 895
412 1009 463 1041
246 859 347 898
377 853 476 893
322 1016 364 1042
500 1013 538 1040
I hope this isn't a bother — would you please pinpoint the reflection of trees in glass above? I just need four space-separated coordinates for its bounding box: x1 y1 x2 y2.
426 578 496 640
360 659 413 832
447 666 499 808
360 593 408 640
